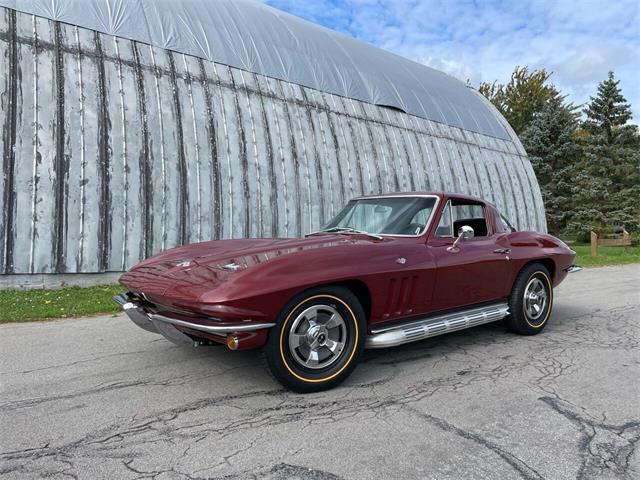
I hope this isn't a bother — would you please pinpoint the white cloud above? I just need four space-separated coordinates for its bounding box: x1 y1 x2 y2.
264 0 640 121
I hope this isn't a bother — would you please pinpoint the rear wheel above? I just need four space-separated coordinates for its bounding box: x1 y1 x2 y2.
263 286 365 393
504 263 553 335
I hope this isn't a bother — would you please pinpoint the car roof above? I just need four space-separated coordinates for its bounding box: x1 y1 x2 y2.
352 191 495 207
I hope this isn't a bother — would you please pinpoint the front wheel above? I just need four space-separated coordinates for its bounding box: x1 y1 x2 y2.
263 286 365 393
504 263 554 335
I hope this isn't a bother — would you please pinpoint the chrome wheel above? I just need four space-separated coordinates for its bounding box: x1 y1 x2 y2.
288 305 347 370
524 277 547 321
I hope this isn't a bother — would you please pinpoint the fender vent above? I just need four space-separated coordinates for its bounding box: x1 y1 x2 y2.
384 276 418 318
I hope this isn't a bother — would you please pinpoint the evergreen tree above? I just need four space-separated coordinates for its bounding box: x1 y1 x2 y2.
520 98 581 234
569 72 640 236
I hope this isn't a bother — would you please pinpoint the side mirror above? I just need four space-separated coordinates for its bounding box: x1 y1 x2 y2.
458 225 475 241
448 225 474 251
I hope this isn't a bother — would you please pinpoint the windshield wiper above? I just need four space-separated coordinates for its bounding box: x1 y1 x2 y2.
305 227 355 237
305 227 383 240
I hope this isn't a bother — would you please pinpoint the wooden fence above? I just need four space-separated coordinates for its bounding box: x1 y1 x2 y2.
590 231 631 256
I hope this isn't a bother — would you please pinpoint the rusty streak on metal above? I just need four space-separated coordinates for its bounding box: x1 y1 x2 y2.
1 9 17 274
167 52 189 245
95 32 112 271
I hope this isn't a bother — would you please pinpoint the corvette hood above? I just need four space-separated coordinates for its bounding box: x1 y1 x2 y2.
119 236 376 298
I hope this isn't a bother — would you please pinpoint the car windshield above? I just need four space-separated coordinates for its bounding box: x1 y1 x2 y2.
319 196 438 236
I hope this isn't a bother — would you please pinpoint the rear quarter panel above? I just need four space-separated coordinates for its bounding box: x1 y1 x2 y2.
499 231 576 288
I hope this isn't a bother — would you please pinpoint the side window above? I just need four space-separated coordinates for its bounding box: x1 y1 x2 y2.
435 201 453 237
451 202 488 237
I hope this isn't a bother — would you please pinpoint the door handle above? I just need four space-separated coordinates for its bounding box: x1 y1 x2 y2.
493 248 511 255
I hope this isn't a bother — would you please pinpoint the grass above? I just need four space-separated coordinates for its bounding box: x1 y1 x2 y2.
571 244 640 268
0 284 123 324
0 244 637 323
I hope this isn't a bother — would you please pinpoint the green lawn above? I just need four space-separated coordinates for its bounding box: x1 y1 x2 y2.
0 284 123 324
571 244 640 268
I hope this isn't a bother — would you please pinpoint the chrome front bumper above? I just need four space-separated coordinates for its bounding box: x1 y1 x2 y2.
564 265 583 273
113 294 275 345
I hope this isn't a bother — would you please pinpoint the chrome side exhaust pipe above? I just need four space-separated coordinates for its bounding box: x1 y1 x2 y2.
366 302 510 349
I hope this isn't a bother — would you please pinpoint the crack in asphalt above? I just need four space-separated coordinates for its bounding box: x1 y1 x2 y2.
540 396 640 479
402 405 546 480
1 267 638 479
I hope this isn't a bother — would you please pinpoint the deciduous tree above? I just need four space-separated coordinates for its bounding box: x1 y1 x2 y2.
479 66 565 135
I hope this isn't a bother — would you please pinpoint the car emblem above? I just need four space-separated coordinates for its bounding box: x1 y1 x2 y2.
396 257 407 265
222 262 243 271
176 260 192 268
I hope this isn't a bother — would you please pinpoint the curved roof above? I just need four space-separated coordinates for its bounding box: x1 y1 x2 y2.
1 0 510 140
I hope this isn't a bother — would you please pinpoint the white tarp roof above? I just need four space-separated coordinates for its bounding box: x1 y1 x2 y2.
1 0 509 139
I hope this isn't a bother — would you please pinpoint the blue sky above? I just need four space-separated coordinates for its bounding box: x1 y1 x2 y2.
262 0 639 122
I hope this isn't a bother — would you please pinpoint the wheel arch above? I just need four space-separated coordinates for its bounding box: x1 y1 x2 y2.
294 279 372 323
520 258 556 283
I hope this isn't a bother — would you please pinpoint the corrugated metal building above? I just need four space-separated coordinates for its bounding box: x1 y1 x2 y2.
0 0 545 284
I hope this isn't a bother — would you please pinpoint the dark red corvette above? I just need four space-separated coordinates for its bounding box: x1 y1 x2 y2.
115 192 580 392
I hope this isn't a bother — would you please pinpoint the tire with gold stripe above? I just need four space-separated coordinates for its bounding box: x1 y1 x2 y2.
505 263 553 335
264 286 366 392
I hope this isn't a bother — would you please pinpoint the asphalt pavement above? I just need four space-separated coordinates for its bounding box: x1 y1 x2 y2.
1 264 639 479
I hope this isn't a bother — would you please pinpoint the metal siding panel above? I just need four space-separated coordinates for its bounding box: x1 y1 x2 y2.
226 66 253 238
501 152 527 230
160 49 187 249
345 99 372 195
326 93 357 198
408 116 438 191
335 96 365 199
220 64 250 238
183 54 213 242
174 52 202 244
31 16 57 273
0 8 8 273
299 86 326 227
252 73 278 236
274 78 304 237
0 7 549 275
234 68 264 237
382 110 410 191
73 25 100 272
284 82 316 234
58 22 83 272
392 109 419 191
319 91 348 209
354 101 384 195
259 76 291 236
428 124 451 192
117 38 143 269
520 155 546 231
397 115 424 191
306 88 336 222
99 33 124 272
202 60 231 239
194 57 220 241
11 12 34 274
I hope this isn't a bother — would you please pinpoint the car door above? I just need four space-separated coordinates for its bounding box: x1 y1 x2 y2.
427 198 512 312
